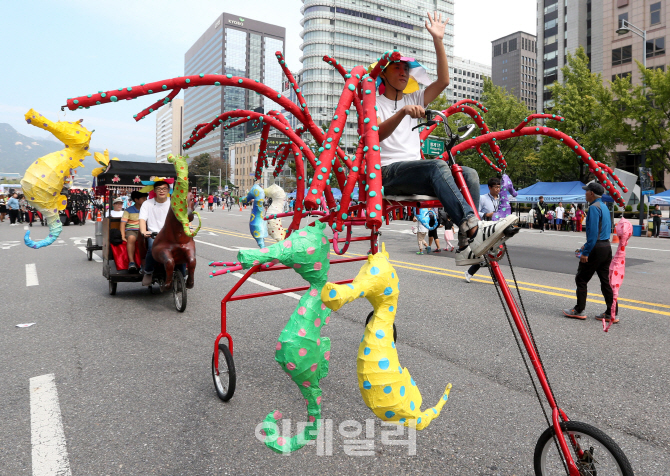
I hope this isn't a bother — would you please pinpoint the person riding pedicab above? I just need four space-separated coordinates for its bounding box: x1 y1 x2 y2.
375 12 518 267
138 180 185 286
120 190 148 273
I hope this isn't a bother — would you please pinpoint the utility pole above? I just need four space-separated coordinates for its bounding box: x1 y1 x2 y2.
219 168 221 194
208 171 210 195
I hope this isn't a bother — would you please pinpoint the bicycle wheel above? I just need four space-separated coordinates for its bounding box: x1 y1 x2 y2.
172 269 187 312
212 343 236 401
534 420 633 475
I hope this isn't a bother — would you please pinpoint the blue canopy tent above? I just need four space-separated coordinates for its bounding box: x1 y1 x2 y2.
650 189 670 206
330 188 342 200
511 181 613 204
286 191 297 199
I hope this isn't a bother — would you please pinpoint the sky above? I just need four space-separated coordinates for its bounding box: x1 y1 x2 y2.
0 0 536 158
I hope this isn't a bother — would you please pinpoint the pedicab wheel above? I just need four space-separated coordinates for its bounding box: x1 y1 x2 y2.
212 343 236 401
172 269 187 312
109 280 117 295
534 420 633 475
365 311 397 342
86 238 93 261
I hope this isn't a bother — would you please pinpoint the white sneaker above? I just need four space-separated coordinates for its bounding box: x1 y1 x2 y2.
464 271 472 283
469 215 519 258
454 245 482 266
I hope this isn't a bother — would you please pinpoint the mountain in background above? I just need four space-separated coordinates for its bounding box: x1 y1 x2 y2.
0 123 154 185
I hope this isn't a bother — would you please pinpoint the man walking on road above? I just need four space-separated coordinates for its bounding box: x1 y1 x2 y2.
650 204 662 238
563 182 617 321
534 196 547 232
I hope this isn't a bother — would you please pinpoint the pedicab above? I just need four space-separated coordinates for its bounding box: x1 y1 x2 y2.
64 48 633 473
90 160 197 311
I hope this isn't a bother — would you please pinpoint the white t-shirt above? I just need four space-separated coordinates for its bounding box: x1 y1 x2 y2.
376 89 426 167
555 206 565 220
106 209 125 218
139 198 171 233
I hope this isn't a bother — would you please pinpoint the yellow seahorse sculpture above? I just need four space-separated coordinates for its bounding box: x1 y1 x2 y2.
321 244 452 430
21 109 92 248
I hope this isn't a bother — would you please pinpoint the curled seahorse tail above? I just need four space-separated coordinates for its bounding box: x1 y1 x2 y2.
261 396 322 453
24 211 62 249
412 383 452 430
183 211 202 237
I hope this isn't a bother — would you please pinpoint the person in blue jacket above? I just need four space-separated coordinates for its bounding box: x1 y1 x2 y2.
563 182 617 320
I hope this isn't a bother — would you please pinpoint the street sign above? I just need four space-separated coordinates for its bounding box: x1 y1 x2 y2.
422 137 445 156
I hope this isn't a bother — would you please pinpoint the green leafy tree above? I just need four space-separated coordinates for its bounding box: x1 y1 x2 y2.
607 62 670 182
538 47 618 182
427 79 539 188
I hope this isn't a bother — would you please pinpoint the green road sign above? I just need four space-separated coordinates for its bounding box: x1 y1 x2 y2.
422 136 445 156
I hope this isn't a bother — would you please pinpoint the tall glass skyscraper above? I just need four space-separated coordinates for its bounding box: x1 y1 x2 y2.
183 13 286 162
299 0 455 152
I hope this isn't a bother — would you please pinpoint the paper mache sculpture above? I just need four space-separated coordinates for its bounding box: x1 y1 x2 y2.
605 218 633 332
492 174 518 221
244 184 268 248
264 184 287 241
414 207 438 231
214 221 332 453
321 244 451 430
21 109 92 249
91 149 118 178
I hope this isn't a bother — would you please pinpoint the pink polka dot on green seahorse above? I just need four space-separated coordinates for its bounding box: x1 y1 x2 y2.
317 338 321 345
314 318 321 327
299 231 307 236
277 437 286 446
326 316 330 324
310 288 318 296
276 342 282 350
314 262 322 270
322 237 327 244
302 381 310 388
307 247 315 254
298 306 306 315
298 329 306 336
316 396 322 404
286 362 296 370
253 260 260 265
260 247 269 253
309 416 315 422
283 240 292 248
294 263 301 269
324 351 330 361
273 411 282 419
310 363 317 372
299 348 307 356
321 303 326 311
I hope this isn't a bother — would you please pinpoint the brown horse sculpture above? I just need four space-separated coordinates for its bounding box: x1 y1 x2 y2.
151 154 201 289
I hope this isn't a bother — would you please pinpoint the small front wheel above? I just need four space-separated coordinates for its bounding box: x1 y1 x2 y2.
212 343 236 402
109 280 117 295
86 238 93 261
173 269 187 312
534 420 633 475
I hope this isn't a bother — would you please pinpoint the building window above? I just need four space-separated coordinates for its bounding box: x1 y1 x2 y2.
650 2 661 26
646 37 665 58
509 38 517 51
494 44 502 56
618 12 628 24
503 42 507 54
612 45 632 65
612 72 631 81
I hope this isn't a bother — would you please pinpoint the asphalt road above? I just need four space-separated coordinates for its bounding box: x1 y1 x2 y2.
2 210 670 475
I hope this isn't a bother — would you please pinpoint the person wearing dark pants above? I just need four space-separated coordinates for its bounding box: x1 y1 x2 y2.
534 197 547 232
563 182 617 321
650 204 662 238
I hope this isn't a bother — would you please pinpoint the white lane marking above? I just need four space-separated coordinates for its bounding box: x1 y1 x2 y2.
78 246 102 262
24 225 29 231
1 240 21 250
26 264 39 286
624 246 670 252
195 239 302 300
30 374 72 476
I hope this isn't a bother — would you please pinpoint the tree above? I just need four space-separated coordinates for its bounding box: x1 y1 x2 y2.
189 152 230 191
538 47 619 183
607 62 670 183
427 79 540 188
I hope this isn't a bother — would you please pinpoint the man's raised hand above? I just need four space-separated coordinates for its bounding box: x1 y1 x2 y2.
426 11 448 40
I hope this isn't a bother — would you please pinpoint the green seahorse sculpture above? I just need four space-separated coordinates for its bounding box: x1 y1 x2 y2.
167 153 201 237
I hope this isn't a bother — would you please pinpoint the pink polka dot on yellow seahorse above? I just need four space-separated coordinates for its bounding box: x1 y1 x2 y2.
298 329 306 336
298 306 306 315
314 318 321 327
299 348 307 356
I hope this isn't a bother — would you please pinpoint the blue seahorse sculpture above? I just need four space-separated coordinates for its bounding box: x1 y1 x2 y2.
244 184 268 248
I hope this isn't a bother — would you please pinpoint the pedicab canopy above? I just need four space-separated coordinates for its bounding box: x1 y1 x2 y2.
95 160 196 188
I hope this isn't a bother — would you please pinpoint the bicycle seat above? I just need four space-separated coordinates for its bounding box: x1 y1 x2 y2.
383 194 439 202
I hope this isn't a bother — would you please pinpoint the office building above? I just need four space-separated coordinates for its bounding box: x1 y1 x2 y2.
299 0 455 152
448 56 490 104
155 98 183 162
229 137 291 193
183 13 285 162
491 32 538 110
